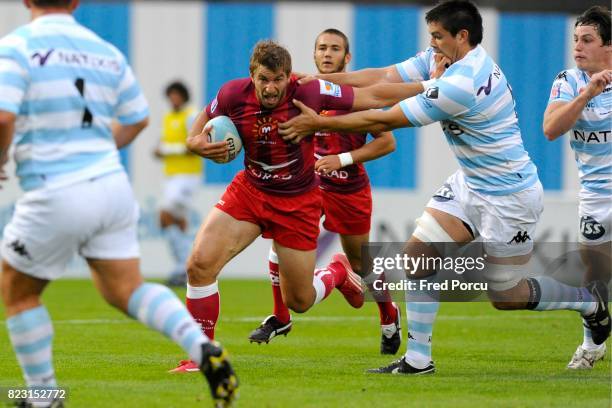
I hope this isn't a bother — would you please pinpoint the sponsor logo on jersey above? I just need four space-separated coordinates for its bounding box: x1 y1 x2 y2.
550 83 562 99
31 49 54 66
573 129 611 143
319 80 342 97
425 86 439 99
252 116 278 144
580 215 605 240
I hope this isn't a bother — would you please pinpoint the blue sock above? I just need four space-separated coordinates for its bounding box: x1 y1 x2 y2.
404 284 439 369
128 282 209 364
165 225 192 274
529 276 596 315
7 306 57 388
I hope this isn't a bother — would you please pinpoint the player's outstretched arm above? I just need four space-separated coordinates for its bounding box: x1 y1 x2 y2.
186 109 229 161
352 82 426 111
280 99 411 143
315 131 396 174
543 69 612 140
299 65 403 88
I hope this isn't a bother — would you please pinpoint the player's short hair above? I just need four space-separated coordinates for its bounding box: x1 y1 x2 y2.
249 40 292 75
316 28 350 55
30 0 72 7
575 6 611 46
426 0 483 46
165 81 190 103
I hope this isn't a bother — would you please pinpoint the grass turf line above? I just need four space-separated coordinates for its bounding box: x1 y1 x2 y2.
0 279 609 407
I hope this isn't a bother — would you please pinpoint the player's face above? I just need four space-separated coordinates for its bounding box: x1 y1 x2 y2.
427 21 464 64
314 33 351 74
251 65 290 109
167 91 185 111
573 24 612 73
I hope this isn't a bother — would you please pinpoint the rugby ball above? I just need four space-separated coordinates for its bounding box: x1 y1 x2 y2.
207 115 242 163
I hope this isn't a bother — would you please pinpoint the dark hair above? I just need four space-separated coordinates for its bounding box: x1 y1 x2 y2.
249 40 292 75
425 0 483 46
165 81 190 103
30 0 72 7
575 6 611 46
316 28 350 55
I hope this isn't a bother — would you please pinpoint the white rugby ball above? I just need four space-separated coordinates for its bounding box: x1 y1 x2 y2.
207 115 242 163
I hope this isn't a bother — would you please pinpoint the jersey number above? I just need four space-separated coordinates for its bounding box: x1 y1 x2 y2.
74 78 93 128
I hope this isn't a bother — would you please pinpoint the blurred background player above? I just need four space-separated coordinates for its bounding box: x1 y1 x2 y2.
154 81 201 287
280 0 610 375
249 29 402 355
543 5 611 370
0 0 236 406
172 40 426 372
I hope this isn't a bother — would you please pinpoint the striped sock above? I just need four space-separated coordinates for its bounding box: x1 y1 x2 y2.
581 321 600 351
128 282 209 365
269 248 290 324
6 306 57 389
529 277 596 315
404 286 439 369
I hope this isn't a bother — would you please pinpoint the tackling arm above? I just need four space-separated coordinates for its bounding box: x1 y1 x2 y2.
310 65 403 88
279 100 411 142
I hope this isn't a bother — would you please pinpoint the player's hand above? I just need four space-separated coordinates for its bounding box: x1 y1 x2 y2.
431 53 451 79
315 155 342 175
582 69 612 99
187 123 229 161
153 146 163 159
296 74 318 85
279 99 320 143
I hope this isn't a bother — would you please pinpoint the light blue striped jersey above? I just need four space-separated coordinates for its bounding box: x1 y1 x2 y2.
0 14 149 191
547 68 611 196
395 46 539 196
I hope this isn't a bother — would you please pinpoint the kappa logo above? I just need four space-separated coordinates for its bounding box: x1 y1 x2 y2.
432 183 455 202
556 71 568 82
8 239 32 260
425 86 439 99
580 215 605 240
507 231 531 244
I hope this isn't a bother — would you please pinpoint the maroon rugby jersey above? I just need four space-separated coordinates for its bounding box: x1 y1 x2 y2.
205 78 354 195
315 109 369 193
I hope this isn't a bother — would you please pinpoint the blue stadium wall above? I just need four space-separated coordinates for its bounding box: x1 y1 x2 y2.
0 2 579 193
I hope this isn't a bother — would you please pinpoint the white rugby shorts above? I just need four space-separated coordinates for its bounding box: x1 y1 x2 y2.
1 171 140 280
161 175 200 218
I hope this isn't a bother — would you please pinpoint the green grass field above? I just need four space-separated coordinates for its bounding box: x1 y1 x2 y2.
0 279 610 407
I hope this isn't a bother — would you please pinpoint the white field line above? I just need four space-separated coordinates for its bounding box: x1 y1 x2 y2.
0 314 576 325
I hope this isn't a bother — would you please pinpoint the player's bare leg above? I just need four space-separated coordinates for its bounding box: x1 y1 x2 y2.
87 257 238 405
1 261 59 396
186 207 261 339
370 208 473 374
275 242 364 314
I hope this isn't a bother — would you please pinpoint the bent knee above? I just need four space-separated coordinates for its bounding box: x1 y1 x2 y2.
186 253 219 284
285 294 314 314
